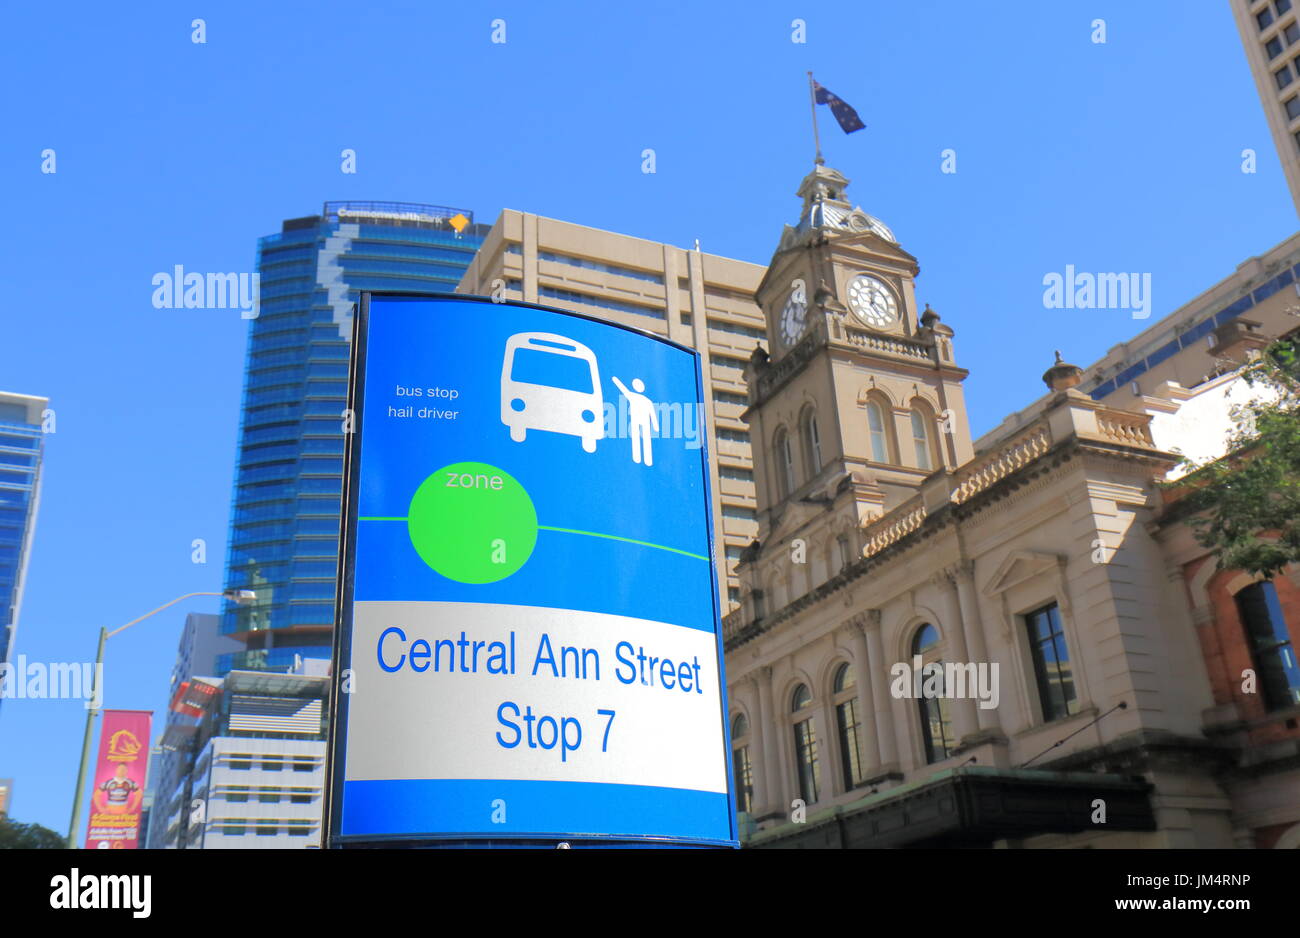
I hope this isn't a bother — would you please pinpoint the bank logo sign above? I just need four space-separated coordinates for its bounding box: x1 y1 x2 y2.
330 294 737 846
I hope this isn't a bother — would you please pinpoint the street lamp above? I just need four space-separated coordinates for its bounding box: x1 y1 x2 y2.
66 588 256 848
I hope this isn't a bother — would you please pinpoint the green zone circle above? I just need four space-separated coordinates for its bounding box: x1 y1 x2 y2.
407 461 538 584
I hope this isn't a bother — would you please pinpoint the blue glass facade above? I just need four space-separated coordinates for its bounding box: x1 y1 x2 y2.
0 394 47 708
220 203 486 672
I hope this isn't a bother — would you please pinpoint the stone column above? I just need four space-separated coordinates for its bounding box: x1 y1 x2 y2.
817 691 838 799
741 675 767 816
953 561 1000 734
755 665 780 817
864 611 899 766
847 615 882 777
938 568 979 743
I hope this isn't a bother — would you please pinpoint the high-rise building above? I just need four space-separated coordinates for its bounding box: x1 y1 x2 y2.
220 202 488 674
0 778 12 816
0 391 48 714
457 210 768 606
1233 0 1300 216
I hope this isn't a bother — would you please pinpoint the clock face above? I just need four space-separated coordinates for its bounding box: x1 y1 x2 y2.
847 274 899 329
779 293 807 346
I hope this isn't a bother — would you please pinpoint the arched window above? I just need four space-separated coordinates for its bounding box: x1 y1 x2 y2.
866 401 889 463
731 713 753 814
773 428 796 496
1235 581 1300 711
910 408 933 471
801 407 822 478
790 684 820 803
912 624 954 764
832 663 865 789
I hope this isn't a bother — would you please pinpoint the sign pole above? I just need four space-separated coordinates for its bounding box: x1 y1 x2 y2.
67 626 105 848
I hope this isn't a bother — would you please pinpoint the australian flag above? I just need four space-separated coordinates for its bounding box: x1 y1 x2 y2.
813 81 865 134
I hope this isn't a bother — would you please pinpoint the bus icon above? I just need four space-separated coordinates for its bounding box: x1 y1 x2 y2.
501 332 605 453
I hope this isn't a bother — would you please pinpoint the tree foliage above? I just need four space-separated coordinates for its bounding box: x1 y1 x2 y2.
0 815 67 849
1168 334 1300 578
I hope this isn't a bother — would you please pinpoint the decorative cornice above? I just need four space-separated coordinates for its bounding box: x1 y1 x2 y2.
727 398 1179 652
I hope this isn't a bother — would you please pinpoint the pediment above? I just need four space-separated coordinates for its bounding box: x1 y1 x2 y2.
982 549 1062 596
766 499 828 547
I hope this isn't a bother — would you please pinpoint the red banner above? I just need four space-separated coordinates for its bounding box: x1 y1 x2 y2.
84 709 151 849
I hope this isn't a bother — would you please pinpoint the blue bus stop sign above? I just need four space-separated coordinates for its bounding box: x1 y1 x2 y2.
328 293 738 847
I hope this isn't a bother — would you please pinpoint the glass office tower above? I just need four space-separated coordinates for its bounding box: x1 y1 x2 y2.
0 392 48 714
219 202 487 674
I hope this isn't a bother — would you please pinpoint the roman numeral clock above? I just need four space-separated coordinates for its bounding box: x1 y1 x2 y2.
779 291 808 347
846 274 899 329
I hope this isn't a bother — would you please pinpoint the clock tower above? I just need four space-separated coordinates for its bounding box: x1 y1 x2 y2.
739 163 975 606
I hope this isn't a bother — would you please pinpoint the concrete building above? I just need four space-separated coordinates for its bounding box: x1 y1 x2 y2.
155 664 328 849
723 161 1300 848
148 613 240 848
457 210 768 608
1233 0 1300 217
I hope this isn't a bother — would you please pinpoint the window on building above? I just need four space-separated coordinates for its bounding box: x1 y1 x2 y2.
731 713 753 814
866 402 889 463
262 758 283 772
292 757 316 772
1280 0 1295 16
287 821 312 837
1236 580 1300 711
225 786 250 803
255 824 278 836
790 684 820 803
774 428 796 496
911 409 933 471
832 663 866 789
258 788 281 804
720 464 754 483
1288 21 1300 45
801 408 822 478
229 754 253 770
1259 6 1276 29
1294 129 1300 153
1278 64 1295 89
1270 34 1286 58
290 788 314 804
728 586 741 605
1288 95 1300 121
1026 602 1080 722
220 824 245 836
913 624 955 763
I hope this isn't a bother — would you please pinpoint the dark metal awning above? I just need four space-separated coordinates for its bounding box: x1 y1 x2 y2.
746 766 1156 849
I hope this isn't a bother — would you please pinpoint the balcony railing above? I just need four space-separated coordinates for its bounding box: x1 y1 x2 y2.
952 421 1053 506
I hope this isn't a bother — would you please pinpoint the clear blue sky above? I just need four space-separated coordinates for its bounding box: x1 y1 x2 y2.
0 0 1293 836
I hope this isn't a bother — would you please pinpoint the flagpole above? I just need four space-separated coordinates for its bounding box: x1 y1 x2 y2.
806 71 824 165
